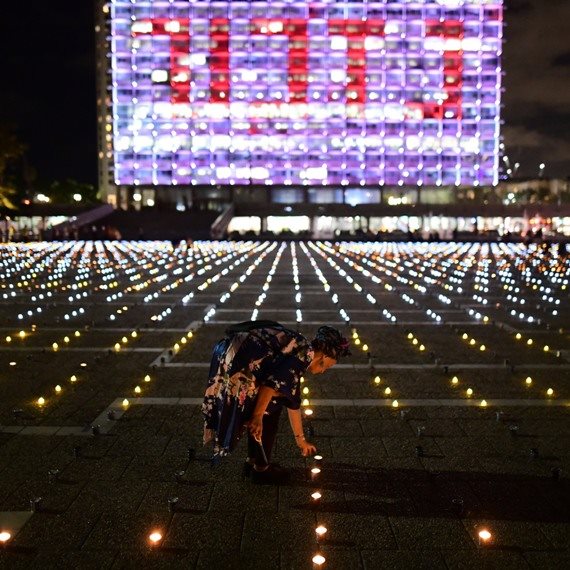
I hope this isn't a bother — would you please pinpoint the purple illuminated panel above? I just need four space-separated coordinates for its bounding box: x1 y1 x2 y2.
110 1 503 187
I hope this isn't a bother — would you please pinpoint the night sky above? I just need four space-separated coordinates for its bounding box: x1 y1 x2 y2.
1 0 568 189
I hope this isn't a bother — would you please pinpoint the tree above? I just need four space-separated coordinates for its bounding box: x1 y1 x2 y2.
48 178 100 204
0 124 26 210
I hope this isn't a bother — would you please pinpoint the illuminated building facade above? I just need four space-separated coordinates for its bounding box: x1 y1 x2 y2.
96 0 504 209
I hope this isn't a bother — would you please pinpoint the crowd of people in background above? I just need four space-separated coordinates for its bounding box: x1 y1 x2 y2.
1 215 568 251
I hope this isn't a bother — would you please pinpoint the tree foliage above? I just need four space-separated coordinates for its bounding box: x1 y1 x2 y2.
0 124 26 210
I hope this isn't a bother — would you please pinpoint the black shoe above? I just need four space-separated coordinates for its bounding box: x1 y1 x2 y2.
250 464 291 485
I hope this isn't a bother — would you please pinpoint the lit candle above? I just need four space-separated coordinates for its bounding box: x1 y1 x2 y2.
37 397 46 406
315 525 328 542
74 331 81 337
311 491 322 502
312 553 326 567
451 376 459 385
144 375 151 383
19 331 26 339
525 376 532 386
466 388 473 397
131 331 138 338
122 398 130 408
311 467 321 480
362 344 368 352
392 400 399 408
527 339 533 346
64 336 70 343
374 376 381 385
478 529 492 546
5 336 11 343
304 408 314 416
546 388 554 397
0 531 11 544
134 386 141 394
114 343 121 351
148 531 162 547
479 345 486 351
52 342 59 351
384 387 391 396
480 400 487 407
55 385 62 394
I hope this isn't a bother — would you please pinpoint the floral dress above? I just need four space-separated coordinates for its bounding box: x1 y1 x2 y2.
202 325 313 461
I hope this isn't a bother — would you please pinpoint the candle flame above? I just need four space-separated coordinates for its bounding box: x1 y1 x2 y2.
478 529 492 541
312 554 326 566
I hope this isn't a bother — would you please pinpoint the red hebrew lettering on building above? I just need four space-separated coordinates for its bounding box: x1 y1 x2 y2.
133 17 463 112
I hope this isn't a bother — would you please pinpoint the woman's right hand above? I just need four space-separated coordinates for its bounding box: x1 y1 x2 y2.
248 415 263 442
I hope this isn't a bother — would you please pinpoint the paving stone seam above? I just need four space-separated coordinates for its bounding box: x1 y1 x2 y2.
161 362 570 370
2 397 567 437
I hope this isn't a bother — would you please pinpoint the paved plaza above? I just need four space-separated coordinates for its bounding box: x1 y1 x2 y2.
0 240 569 569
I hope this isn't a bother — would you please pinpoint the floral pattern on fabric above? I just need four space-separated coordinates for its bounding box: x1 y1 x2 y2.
202 326 313 461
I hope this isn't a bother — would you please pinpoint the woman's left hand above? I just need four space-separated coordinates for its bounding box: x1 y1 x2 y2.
297 439 317 457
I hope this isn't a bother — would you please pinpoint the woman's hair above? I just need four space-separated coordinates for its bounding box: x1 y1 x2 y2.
311 326 351 359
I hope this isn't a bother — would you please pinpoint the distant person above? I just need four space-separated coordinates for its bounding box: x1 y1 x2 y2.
202 321 350 484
